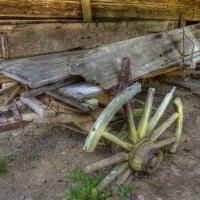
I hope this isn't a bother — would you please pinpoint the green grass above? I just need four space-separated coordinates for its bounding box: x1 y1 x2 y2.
163 151 173 161
0 154 7 174
119 183 140 197
65 169 111 200
3 133 14 141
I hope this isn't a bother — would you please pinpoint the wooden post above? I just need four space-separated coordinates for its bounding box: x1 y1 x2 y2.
81 0 92 21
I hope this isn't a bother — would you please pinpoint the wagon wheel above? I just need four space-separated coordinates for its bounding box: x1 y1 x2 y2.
0 75 27 106
83 83 183 191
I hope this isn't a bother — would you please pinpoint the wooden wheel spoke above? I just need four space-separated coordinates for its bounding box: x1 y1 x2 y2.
102 131 133 152
84 152 129 173
147 87 176 136
126 103 138 144
169 98 183 153
96 162 129 191
154 137 176 148
150 112 179 141
137 88 155 139
116 167 132 185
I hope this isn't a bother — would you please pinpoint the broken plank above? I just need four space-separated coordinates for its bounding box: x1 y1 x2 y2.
0 21 177 60
21 78 82 98
55 82 102 102
0 50 87 88
69 24 200 90
47 91 96 113
21 96 56 117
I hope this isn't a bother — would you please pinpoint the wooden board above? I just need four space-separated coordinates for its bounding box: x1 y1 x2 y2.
56 82 102 102
0 0 199 22
0 0 82 19
0 21 177 60
69 24 200 90
47 91 93 113
92 0 200 21
0 50 87 88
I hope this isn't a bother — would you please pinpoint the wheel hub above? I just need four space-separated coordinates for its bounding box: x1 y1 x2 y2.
129 139 163 174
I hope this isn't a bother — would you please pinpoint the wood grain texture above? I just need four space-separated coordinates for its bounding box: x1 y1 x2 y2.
0 50 87 88
0 0 82 18
20 96 56 117
56 82 102 102
81 0 92 21
21 78 81 98
70 24 200 90
0 0 199 22
92 0 200 21
0 21 177 60
46 91 94 112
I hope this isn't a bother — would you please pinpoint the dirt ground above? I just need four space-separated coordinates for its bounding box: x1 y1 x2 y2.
0 83 200 200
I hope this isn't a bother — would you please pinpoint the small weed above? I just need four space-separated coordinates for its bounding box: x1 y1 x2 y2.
0 154 7 174
98 191 111 200
28 154 41 161
119 183 140 197
163 151 173 160
3 133 14 141
65 168 111 200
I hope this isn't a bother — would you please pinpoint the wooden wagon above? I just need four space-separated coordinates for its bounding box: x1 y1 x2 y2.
0 22 200 190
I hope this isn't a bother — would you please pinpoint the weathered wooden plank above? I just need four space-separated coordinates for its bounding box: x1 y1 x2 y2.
21 78 82 98
0 50 87 88
92 0 200 21
21 96 56 117
0 21 177 60
0 0 82 18
69 24 200 90
81 0 92 21
46 91 96 113
56 82 102 102
0 0 199 22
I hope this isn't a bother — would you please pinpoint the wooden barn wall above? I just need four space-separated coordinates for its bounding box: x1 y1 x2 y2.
0 0 199 60
0 0 199 22
0 21 177 60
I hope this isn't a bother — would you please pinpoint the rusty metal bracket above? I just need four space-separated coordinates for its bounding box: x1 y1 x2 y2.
0 103 29 133
8 103 22 121
116 57 132 95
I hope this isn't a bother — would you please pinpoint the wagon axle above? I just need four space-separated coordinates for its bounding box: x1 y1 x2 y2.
129 139 163 174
